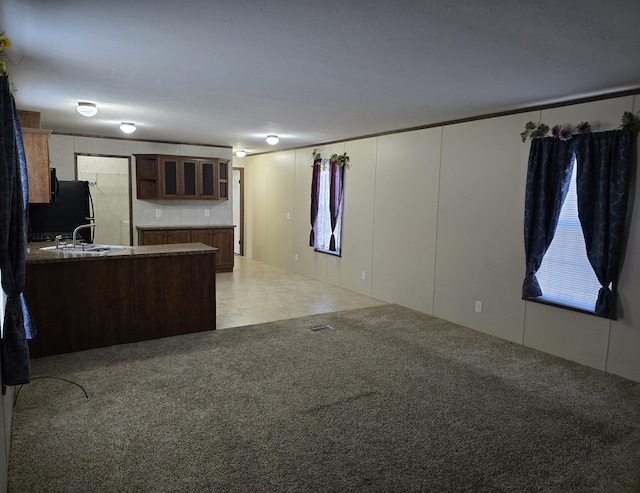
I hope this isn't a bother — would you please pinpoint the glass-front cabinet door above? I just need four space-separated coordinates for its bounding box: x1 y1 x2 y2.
200 160 216 198
217 160 229 200
182 159 198 197
160 157 180 198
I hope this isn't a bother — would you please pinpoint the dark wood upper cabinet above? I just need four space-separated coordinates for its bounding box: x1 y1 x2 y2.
182 159 197 196
217 159 228 200
161 157 180 198
135 154 229 201
136 155 160 200
200 160 215 198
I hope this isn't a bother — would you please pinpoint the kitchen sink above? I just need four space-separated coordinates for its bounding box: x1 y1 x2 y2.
39 244 132 255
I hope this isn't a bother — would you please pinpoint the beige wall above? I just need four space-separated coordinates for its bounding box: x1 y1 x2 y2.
243 94 640 383
373 129 441 313
49 136 233 245
435 112 533 343
245 153 268 260
267 151 295 269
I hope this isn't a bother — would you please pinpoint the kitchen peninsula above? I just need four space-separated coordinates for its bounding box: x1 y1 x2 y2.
137 225 235 272
25 243 217 358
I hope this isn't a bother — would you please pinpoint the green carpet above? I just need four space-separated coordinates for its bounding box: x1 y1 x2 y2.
8 304 640 492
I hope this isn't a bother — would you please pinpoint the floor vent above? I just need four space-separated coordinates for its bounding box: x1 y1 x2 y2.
308 325 334 332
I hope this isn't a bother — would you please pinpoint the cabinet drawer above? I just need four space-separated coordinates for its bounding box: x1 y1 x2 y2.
139 230 168 245
191 229 213 246
167 229 191 244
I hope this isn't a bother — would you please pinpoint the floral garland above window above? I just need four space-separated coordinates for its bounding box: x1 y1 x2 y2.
312 149 351 169
521 111 640 142
0 32 12 75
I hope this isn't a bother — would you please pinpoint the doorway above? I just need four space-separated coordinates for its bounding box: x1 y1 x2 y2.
232 167 244 255
76 155 133 246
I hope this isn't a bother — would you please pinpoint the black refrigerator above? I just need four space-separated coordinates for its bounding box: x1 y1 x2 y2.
28 180 93 242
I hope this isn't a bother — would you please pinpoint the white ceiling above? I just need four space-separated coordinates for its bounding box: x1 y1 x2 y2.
2 0 640 154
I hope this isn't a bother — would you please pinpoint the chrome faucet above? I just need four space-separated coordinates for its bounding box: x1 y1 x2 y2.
55 234 66 249
72 223 96 247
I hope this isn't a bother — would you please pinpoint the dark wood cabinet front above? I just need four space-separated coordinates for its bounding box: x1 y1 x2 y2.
138 226 234 272
26 249 216 358
213 228 234 269
201 160 216 198
217 160 228 200
135 154 229 201
191 228 213 245
139 229 166 245
167 229 191 244
136 155 159 199
161 157 180 198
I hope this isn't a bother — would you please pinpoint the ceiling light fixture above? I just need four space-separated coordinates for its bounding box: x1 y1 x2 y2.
76 102 97 117
235 150 247 157
266 135 279 145
120 122 136 134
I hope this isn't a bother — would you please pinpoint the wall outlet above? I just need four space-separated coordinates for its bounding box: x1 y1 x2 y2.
295 254 299 261
286 212 291 220
475 301 483 313
204 209 210 217
155 209 161 217
361 271 366 280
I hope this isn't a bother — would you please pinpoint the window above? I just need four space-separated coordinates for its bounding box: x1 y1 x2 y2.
310 159 344 256
536 156 601 311
522 130 632 319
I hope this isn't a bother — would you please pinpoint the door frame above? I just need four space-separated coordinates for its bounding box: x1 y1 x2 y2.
233 167 244 256
74 153 134 245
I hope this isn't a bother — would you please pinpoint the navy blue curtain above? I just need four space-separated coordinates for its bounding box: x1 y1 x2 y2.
522 138 575 297
574 130 632 318
0 74 33 387
522 129 632 319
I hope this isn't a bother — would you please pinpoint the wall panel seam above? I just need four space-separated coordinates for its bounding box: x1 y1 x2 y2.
431 126 444 316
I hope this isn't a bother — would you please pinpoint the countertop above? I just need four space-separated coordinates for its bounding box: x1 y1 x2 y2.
27 242 218 265
136 225 235 230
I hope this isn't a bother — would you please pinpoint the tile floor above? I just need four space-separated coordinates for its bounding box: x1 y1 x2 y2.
216 256 388 329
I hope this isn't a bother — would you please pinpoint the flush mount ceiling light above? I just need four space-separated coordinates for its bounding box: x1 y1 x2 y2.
235 150 247 157
120 122 136 134
266 135 279 145
76 102 97 117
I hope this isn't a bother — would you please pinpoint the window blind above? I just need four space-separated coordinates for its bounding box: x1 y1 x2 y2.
536 157 602 312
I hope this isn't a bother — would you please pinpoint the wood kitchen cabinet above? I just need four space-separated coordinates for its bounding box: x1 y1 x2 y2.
138 225 235 272
167 229 191 244
216 159 229 200
135 154 229 200
23 128 52 203
191 228 213 245
212 227 234 270
18 110 52 204
135 155 159 200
